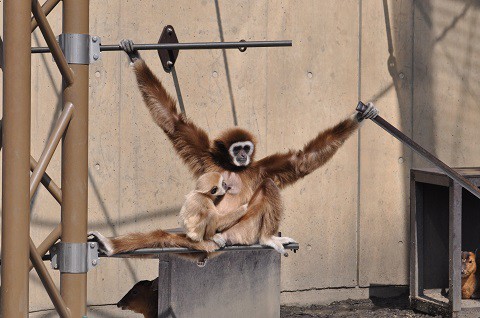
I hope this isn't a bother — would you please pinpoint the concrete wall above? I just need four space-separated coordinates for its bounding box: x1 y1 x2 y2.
0 0 479 315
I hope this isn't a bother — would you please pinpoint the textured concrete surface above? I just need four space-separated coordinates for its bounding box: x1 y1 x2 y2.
0 0 478 314
159 250 280 318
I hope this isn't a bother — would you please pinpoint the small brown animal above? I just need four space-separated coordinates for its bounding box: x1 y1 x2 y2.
117 278 158 318
462 251 480 299
180 172 248 242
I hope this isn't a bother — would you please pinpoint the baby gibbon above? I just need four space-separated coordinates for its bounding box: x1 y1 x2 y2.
180 172 248 242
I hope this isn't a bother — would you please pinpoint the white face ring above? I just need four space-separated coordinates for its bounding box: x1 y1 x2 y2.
229 141 254 166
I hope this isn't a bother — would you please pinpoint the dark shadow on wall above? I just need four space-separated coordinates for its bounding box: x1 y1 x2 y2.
214 0 239 127
411 0 479 166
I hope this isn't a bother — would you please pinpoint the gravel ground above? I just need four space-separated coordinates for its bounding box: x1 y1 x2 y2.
281 295 441 318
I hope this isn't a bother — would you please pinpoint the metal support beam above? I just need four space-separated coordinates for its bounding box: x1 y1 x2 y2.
31 40 293 53
31 0 74 86
61 0 89 315
31 0 61 32
30 102 73 197
448 181 462 312
1 0 32 316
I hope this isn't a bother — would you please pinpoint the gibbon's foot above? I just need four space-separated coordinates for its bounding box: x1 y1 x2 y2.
260 236 287 256
275 236 297 245
212 233 226 248
357 102 379 122
119 39 141 63
88 231 114 256
273 236 296 257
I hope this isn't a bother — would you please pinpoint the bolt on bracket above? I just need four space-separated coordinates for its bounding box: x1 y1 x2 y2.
157 25 179 73
50 242 99 273
58 33 101 64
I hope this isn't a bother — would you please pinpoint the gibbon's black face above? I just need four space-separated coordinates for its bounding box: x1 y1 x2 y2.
212 128 257 171
229 141 254 167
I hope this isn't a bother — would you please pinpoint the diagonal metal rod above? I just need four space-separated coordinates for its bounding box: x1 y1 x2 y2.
29 238 71 317
29 157 62 270
0 130 62 204
30 156 62 204
31 0 60 32
28 224 61 271
31 0 74 86
31 40 293 53
356 101 480 200
28 102 72 316
30 102 74 198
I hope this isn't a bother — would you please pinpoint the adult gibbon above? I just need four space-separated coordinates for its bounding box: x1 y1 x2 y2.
180 172 249 242
90 39 378 256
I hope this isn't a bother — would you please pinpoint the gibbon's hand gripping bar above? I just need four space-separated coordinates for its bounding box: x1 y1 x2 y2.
356 101 480 200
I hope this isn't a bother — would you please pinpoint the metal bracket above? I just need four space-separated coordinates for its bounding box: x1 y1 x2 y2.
157 25 179 73
58 33 101 64
50 242 99 273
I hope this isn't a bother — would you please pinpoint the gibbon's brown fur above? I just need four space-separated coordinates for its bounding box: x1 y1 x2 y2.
89 228 218 256
180 172 248 242
462 251 480 299
117 278 158 318
89 40 377 256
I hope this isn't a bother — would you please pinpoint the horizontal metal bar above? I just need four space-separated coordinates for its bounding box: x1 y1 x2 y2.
106 243 299 257
42 243 299 260
31 40 292 53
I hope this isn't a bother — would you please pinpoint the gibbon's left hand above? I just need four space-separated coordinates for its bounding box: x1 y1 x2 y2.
119 39 141 63
358 102 379 121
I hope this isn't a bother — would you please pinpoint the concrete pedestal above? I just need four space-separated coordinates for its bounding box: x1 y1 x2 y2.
157 250 281 318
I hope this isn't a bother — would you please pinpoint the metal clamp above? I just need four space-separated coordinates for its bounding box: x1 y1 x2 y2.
157 25 179 73
58 33 101 64
50 242 99 273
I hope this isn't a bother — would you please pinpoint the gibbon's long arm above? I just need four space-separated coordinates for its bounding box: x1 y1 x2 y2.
131 59 214 177
255 107 377 188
